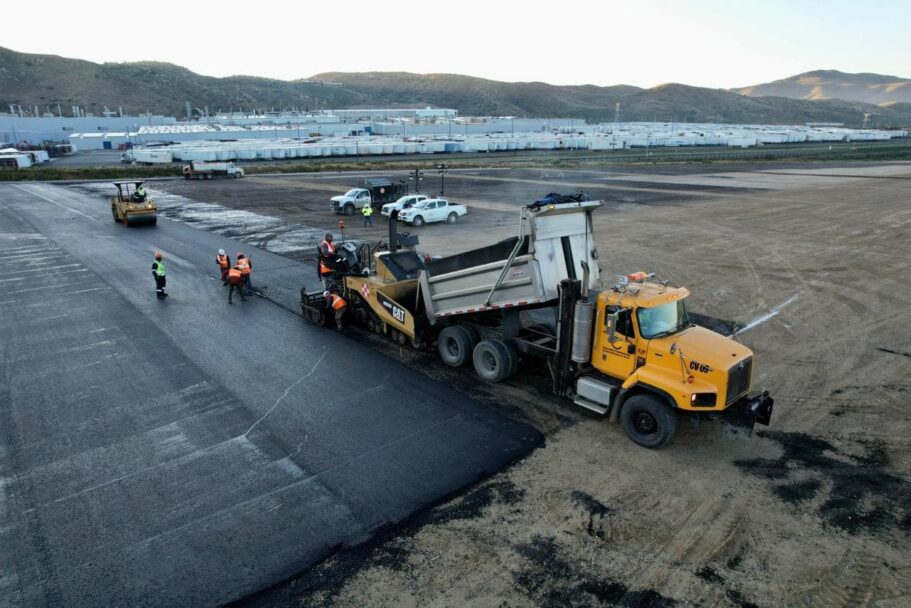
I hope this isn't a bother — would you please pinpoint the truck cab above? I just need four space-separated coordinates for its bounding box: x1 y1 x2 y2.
580 274 772 447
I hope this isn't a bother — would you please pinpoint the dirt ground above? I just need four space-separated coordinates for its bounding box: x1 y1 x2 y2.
155 161 911 607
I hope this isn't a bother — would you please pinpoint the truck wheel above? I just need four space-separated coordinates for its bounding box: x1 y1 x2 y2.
472 339 515 383
344 204 355 216
412 215 425 227
447 212 458 224
620 394 677 449
438 325 475 367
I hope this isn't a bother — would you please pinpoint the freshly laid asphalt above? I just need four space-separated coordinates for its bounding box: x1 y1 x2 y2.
0 183 540 606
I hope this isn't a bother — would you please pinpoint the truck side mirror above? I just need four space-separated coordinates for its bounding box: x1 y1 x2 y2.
605 311 619 343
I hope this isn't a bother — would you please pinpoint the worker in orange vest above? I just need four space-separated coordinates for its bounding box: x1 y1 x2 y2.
216 249 231 285
323 290 347 330
227 264 246 304
318 233 336 289
237 253 252 293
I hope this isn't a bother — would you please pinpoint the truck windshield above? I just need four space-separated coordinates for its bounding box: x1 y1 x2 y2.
344 189 360 197
637 299 690 339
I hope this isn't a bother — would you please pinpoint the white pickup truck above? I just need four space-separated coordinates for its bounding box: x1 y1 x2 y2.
330 178 409 216
381 194 428 218
397 198 468 226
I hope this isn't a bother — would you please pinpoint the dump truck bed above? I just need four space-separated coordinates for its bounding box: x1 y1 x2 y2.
419 200 602 322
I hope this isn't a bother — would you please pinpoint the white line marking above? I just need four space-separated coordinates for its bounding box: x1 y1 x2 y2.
54 340 117 354
733 295 799 336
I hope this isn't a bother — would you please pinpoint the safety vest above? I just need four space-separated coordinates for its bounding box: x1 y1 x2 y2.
319 260 332 275
320 240 336 256
329 294 346 310
237 258 250 275
362 205 373 217
137 187 146 198
216 254 229 268
227 267 242 284
153 261 165 277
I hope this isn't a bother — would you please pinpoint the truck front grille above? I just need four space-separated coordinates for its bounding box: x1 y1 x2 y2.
726 357 752 405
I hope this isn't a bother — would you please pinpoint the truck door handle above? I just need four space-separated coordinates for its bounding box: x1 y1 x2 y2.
627 344 635 354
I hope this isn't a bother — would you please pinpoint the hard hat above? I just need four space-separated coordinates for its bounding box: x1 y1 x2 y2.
323 291 331 298
154 252 162 260
218 249 225 255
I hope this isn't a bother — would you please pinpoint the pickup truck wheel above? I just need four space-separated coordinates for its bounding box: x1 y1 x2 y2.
412 215 425 227
472 339 514 383
438 325 474 367
344 204 355 216
447 212 458 224
620 394 677 449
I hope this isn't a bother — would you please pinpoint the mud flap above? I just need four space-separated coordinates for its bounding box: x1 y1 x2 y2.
719 391 774 437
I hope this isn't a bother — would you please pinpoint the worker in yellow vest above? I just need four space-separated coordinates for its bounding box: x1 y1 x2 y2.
152 252 167 299
324 291 347 330
362 204 373 227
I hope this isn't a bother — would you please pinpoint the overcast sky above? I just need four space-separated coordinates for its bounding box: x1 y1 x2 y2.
4 0 908 88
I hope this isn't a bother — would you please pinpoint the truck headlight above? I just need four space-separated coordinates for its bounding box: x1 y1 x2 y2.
690 393 717 407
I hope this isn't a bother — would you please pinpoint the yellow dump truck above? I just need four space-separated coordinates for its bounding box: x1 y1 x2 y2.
110 181 157 226
302 200 772 448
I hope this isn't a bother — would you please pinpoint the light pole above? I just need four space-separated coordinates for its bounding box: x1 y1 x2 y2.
437 163 448 196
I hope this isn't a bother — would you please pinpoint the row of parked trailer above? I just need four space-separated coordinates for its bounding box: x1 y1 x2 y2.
0 147 51 169
116 126 905 164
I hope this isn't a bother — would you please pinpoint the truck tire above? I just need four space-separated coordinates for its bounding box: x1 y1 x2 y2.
472 339 516 383
438 325 474 367
620 394 677 449
412 215 425 227
447 212 458 224
344 204 355 216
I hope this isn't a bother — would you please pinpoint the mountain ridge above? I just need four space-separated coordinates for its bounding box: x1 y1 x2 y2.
2 47 909 127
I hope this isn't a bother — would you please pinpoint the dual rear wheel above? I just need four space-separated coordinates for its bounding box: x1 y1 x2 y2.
437 325 518 383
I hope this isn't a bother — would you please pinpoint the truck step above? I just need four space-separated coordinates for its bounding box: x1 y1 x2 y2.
573 397 609 416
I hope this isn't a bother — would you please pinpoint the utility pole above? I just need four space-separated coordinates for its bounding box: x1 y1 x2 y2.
409 168 424 194
437 163 448 196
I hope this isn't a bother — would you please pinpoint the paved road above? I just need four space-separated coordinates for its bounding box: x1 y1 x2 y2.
0 183 540 606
